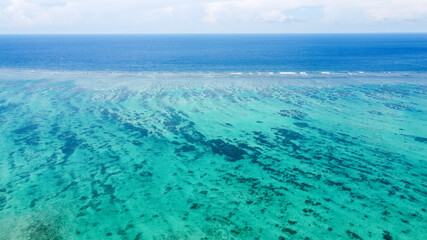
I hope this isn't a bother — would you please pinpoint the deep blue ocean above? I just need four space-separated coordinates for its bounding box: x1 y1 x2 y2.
0 35 426 240
1 34 427 71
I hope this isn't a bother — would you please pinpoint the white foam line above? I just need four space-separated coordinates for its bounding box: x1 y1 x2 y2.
279 72 297 75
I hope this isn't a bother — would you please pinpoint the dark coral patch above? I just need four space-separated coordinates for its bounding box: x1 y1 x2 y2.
12 124 38 134
279 110 307 120
190 203 201 209
58 131 81 160
139 171 153 178
293 122 309 128
368 110 383 115
176 145 196 153
208 139 247 162
0 195 6 211
414 137 427 143
346 230 363 240
123 123 148 137
132 140 143 146
275 128 304 140
282 228 297 235
384 103 416 111
135 233 143 239
29 198 39 208
383 231 393 240
15 134 40 146
100 108 122 121
253 131 272 147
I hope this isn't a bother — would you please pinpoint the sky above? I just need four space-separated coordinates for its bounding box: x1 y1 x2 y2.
1 0 427 33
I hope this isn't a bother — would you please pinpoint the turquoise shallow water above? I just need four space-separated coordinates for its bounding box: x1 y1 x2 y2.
0 70 426 240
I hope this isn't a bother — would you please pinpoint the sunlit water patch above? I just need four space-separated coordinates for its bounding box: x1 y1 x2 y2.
0 70 426 240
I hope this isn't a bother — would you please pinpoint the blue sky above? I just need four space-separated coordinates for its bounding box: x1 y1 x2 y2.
1 0 427 33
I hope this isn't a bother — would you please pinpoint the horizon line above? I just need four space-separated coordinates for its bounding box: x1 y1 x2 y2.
1 32 427 35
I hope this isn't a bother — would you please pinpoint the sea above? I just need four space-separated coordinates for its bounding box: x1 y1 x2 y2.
0 34 426 240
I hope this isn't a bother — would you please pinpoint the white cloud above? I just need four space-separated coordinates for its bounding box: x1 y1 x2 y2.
201 0 427 24
255 10 294 23
321 0 427 22
202 0 303 24
203 2 224 24
2 0 83 26
0 0 426 32
363 0 427 21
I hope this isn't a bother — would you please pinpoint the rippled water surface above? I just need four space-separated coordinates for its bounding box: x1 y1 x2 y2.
0 70 426 239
